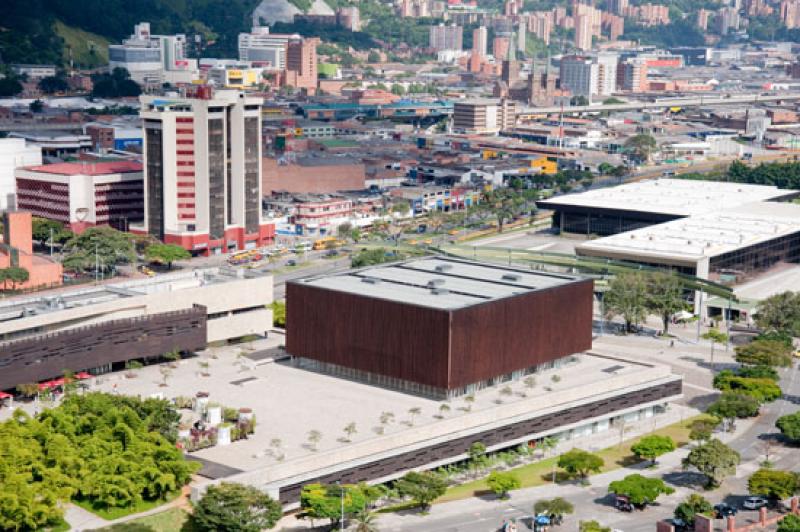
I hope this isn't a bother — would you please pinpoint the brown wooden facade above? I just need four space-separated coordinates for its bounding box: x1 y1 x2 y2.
0 306 207 390
286 278 593 393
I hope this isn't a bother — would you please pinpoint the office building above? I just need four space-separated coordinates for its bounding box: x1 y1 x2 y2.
15 161 144 233
287 257 593 398
0 267 273 391
109 22 196 86
429 24 463 52
238 26 291 69
136 88 274 255
472 26 488 57
208 66 265 89
453 99 516 134
0 138 41 211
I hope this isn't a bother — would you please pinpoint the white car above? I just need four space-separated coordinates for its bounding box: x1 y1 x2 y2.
743 496 768 510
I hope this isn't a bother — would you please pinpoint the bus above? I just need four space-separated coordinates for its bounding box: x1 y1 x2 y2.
313 237 345 250
228 250 263 265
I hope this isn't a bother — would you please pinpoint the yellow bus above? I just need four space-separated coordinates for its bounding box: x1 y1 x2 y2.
313 237 344 250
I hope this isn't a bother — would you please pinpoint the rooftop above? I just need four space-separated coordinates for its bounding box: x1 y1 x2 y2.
0 267 269 326
576 201 800 262
22 161 143 176
292 256 582 310
537 178 794 217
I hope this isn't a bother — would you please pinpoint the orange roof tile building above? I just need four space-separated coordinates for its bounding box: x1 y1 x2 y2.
0 211 62 291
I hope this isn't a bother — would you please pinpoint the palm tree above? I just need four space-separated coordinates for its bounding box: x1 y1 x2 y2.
353 509 379 532
408 407 422 426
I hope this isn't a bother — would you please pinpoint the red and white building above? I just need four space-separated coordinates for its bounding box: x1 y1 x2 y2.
290 197 353 235
136 87 275 255
15 161 144 233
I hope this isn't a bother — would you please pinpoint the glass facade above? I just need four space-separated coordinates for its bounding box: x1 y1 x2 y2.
558 210 679 236
145 125 164 240
244 116 260 233
710 231 800 277
208 118 225 240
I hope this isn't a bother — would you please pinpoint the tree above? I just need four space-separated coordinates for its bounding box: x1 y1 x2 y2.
144 243 190 269
484 189 527 233
29 99 44 113
608 474 674 507
533 497 574 525
701 328 729 370
755 291 800 336
15 382 39 399
38 76 69 94
91 68 141 98
735 339 793 368
712 372 782 402
32 217 69 245
342 422 357 442
674 494 713 526
689 418 720 443
62 226 135 274
351 248 401 268
776 412 800 443
271 301 286 328
337 222 353 237
487 471 520 499
604 272 648 333
779 514 800 532
737 365 780 381
307 430 322 452
367 50 381 63
580 520 611 532
193 482 282 532
748 469 799 501
408 406 421 426
707 393 761 427
624 134 658 163
394 471 447 510
353 509 379 532
631 435 676 465
300 483 367 526
159 366 172 387
2 267 29 290
0 77 23 97
645 272 685 334
557 449 604 481
682 439 741 488
570 95 589 106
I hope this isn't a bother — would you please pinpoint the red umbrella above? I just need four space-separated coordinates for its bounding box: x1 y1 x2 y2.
0 391 12 399
75 372 92 380
38 382 53 390
50 378 66 387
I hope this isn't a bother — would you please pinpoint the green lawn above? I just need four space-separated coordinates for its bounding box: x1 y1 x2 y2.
93 508 193 532
74 492 180 521
437 415 709 503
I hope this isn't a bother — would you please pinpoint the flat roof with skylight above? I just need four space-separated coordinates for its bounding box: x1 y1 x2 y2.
294 256 581 310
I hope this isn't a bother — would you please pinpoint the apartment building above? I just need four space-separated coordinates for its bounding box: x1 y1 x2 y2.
472 26 488 57
429 24 463 51
283 37 319 91
136 87 274 255
574 15 593 51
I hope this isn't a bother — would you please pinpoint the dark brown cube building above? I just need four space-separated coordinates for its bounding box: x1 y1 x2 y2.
287 257 594 398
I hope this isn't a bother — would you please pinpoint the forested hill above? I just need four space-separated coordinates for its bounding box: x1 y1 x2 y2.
1 0 261 67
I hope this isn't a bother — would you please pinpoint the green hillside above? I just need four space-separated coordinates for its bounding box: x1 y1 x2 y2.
54 21 110 69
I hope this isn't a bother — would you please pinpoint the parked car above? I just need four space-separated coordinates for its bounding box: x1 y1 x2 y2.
286 259 297 267
742 497 768 510
714 503 738 518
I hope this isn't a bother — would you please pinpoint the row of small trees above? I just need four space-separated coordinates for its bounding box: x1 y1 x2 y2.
603 271 686 333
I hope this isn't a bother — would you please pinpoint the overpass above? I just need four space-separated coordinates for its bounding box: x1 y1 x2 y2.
517 92 800 119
